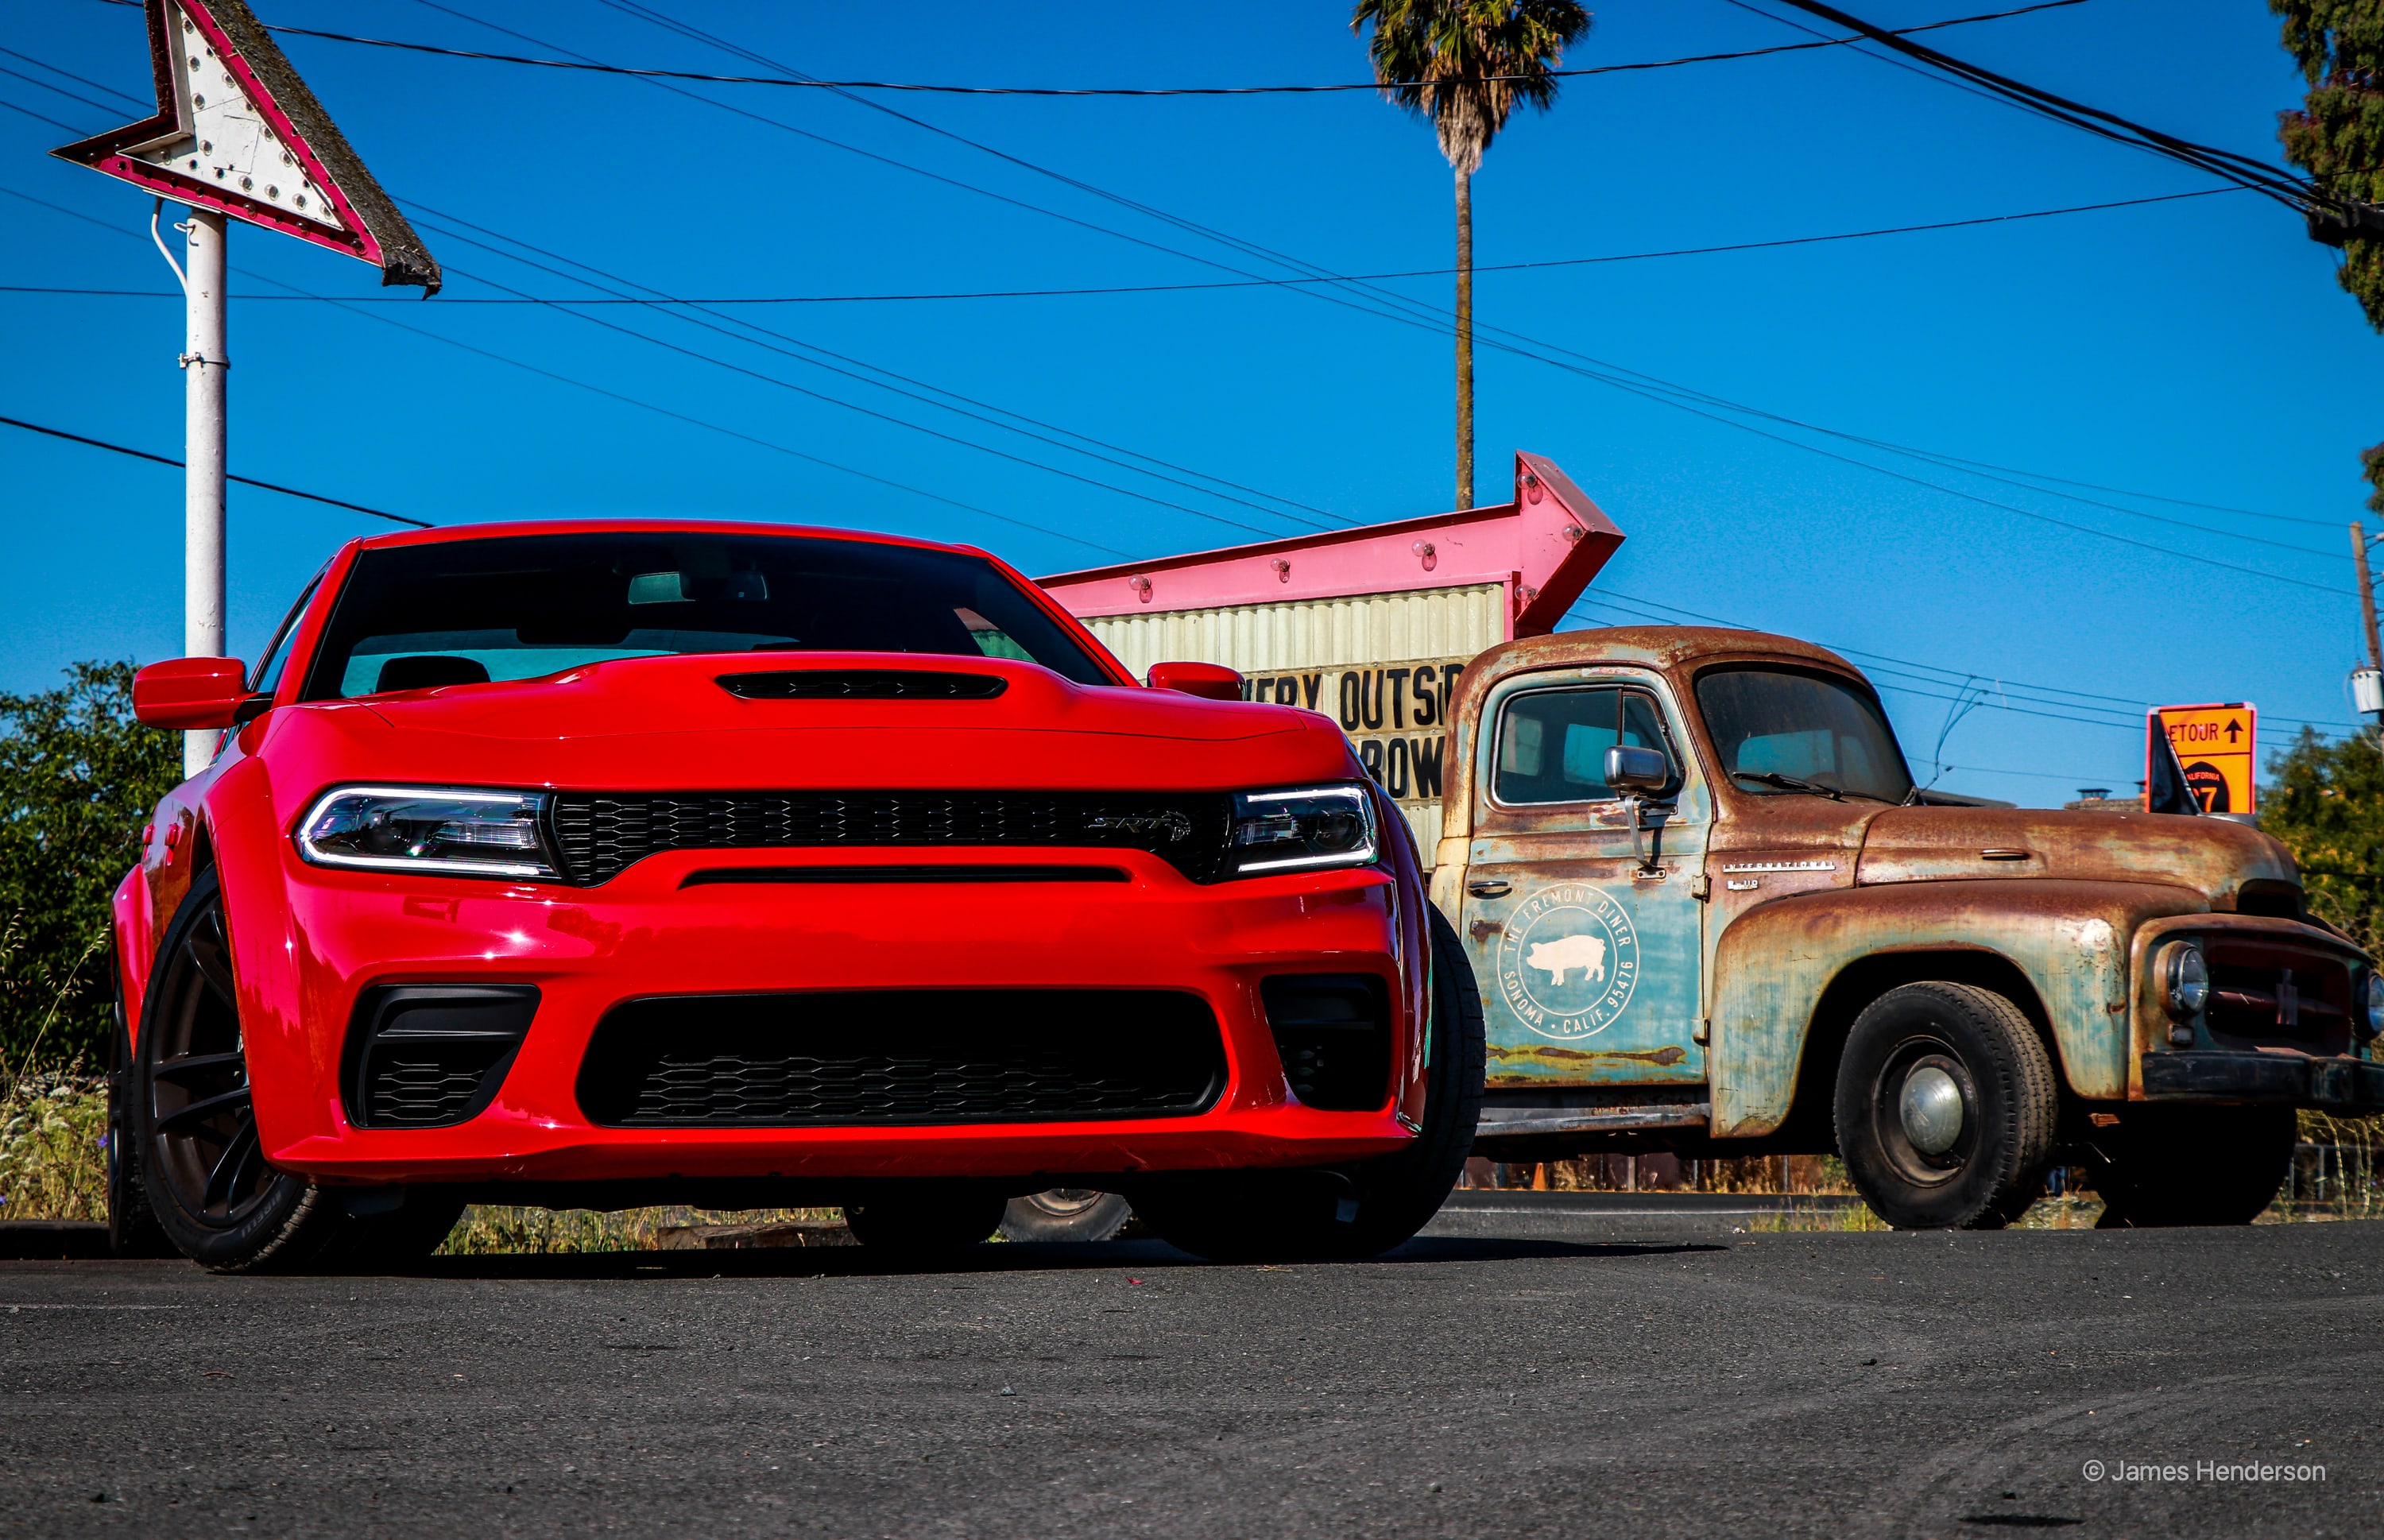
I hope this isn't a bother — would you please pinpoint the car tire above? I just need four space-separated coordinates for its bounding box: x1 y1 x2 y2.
2090 1105 2295 1228
325 1190 470 1268
106 1002 174 1259
843 1186 1007 1256
997 1190 1132 1243
1834 981 2058 1231
134 867 346 1274
1137 903 1485 1263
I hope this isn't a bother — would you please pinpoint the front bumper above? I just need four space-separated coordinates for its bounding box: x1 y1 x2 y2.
232 847 1423 1186
2140 1050 2384 1114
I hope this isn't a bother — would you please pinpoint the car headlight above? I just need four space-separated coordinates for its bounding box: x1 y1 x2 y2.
2357 972 2384 1045
297 787 556 880
1226 784 1378 876
2164 942 2210 1019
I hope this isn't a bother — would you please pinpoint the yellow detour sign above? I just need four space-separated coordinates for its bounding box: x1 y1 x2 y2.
2155 702 2257 814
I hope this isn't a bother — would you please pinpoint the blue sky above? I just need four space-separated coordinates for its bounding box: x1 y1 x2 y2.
2 0 2377 805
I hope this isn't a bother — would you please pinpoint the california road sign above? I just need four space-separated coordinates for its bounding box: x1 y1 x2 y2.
2153 702 2257 814
51 0 438 290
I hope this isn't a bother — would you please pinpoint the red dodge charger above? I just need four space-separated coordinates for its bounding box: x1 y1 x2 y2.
110 521 1483 1271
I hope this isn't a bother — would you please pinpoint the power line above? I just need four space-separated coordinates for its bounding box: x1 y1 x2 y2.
0 188 2233 307
94 0 2088 97
1565 584 2360 732
0 413 432 527
563 4 2350 590
1758 0 2344 222
0 182 1132 559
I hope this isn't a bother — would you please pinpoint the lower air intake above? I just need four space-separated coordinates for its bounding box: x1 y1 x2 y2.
1262 973 1391 1112
343 985 539 1129
575 989 1227 1128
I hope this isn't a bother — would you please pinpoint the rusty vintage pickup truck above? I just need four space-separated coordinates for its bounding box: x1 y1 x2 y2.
1426 626 2384 1229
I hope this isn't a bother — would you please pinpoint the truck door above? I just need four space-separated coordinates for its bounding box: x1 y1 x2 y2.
1457 671 1709 1089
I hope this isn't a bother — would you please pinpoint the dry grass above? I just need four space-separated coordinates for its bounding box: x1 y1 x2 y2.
435 1205 842 1256
0 1068 105 1224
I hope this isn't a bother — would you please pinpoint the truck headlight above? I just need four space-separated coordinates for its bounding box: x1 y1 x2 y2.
2164 942 2210 1019
1226 784 1378 876
2357 972 2384 1045
298 787 556 880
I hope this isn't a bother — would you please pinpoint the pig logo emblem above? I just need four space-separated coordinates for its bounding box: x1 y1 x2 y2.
1526 932 1607 987
1492 883 1639 1041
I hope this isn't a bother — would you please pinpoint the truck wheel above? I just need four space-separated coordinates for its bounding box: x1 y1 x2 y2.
998 1190 1132 1243
2091 1105 2294 1227
106 1003 174 1259
135 868 346 1273
843 1187 1006 1256
1834 981 2058 1230
1137 903 1485 1263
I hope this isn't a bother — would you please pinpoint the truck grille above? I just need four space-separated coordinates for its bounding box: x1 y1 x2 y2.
547 791 1233 885
574 989 1227 1128
2203 937 2354 1056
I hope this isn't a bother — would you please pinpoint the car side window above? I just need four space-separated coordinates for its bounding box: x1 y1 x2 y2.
1495 686 1676 805
250 576 322 695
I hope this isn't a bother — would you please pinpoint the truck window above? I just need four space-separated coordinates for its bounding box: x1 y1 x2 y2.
1495 687 1675 804
1694 665 1913 804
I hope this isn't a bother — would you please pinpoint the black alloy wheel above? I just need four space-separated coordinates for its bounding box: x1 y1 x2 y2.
105 999 172 1257
1834 981 2059 1230
1133 903 1486 1263
135 868 344 1271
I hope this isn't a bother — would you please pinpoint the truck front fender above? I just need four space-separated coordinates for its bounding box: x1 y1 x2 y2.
1709 879 2208 1137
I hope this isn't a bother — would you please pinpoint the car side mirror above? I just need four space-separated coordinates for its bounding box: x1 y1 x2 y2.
1605 745 1670 797
132 657 252 729
1147 661 1244 702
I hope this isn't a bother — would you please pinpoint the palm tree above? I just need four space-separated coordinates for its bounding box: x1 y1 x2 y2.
1352 0 1591 509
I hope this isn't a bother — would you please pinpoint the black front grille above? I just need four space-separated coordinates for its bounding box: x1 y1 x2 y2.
547 791 1232 886
1261 973 1391 1112
575 989 1226 1128
343 985 539 1130
2204 938 2352 1056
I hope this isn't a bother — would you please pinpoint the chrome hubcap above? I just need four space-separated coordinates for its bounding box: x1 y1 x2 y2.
1898 1063 1966 1156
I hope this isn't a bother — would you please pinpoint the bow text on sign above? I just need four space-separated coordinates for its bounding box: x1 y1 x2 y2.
2154 702 2257 815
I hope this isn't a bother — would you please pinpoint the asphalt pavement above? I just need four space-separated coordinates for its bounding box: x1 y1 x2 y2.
1 1204 2376 1539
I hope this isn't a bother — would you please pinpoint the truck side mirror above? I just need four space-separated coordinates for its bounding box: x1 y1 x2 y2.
133 657 252 730
1605 745 1670 797
1147 661 1245 702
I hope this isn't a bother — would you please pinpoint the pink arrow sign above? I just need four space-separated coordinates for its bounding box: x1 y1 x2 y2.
52 0 438 291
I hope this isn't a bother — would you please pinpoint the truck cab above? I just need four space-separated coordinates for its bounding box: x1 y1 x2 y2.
1430 626 2384 1228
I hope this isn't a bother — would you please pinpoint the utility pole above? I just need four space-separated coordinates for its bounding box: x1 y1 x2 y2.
182 208 227 778
2353 520 2382 675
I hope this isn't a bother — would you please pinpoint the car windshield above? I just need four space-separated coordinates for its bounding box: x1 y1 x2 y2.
1693 665 1914 804
299 531 1117 699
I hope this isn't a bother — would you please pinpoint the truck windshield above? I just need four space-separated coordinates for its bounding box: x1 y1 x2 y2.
1694 666 1913 804
299 531 1117 698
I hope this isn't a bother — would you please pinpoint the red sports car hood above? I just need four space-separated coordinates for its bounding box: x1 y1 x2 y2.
259 652 1355 794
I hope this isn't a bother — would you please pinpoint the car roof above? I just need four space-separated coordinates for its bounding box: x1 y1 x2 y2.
350 518 993 559
1469 624 1867 682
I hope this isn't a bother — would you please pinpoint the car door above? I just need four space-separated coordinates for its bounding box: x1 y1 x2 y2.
1457 670 1710 1089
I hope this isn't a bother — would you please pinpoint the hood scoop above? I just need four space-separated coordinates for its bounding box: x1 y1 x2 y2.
716 669 1009 701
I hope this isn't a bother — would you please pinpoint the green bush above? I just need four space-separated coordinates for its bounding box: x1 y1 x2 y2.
2261 725 2384 949
0 662 180 1072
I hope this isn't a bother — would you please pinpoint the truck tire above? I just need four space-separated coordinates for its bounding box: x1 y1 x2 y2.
134 868 347 1273
998 1190 1133 1243
843 1186 1007 1256
1137 903 1485 1263
1834 981 2058 1230
2090 1105 2294 1227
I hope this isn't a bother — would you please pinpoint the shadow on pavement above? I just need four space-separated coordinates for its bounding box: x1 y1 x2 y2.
401 1234 1727 1281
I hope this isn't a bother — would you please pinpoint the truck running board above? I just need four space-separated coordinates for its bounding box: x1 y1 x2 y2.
1474 1103 1713 1137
